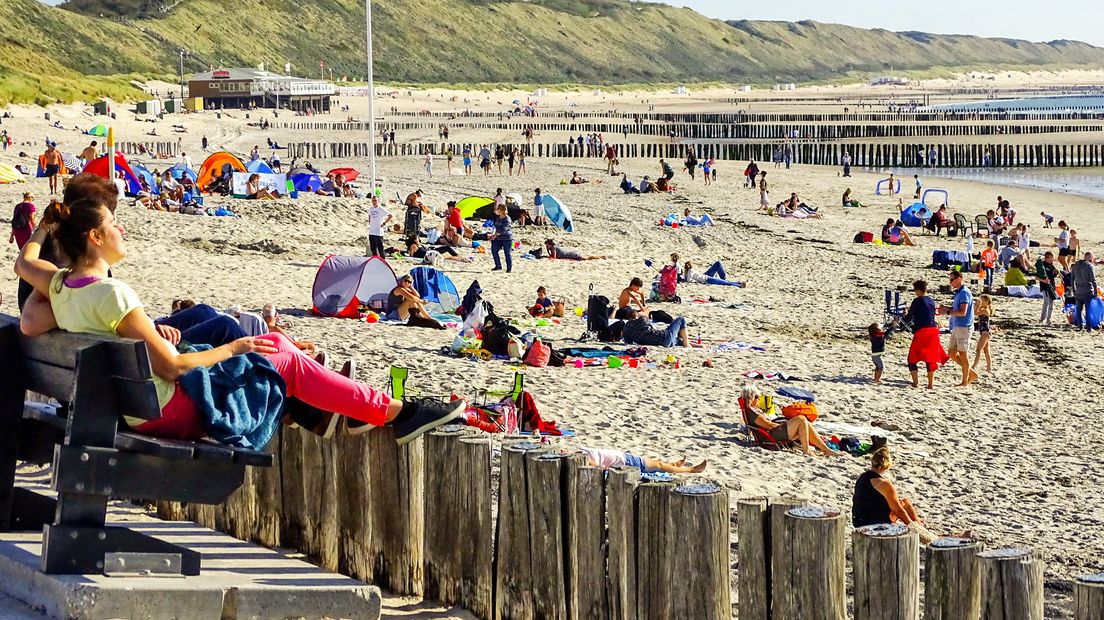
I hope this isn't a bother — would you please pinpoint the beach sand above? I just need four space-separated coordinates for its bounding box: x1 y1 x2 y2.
2 81 1103 617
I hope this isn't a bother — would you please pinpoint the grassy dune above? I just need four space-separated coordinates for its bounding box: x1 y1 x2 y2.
3 0 1104 104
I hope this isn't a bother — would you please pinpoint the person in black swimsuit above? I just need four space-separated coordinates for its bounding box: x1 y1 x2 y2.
852 447 938 543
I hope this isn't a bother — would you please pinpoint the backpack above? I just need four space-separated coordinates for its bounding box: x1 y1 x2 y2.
11 205 28 230
481 314 520 355
658 265 679 301
782 402 818 422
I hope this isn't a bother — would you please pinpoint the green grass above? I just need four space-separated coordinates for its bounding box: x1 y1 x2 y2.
2 0 1102 105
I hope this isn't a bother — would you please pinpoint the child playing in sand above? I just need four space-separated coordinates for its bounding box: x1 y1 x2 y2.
1041 211 1054 228
972 294 994 373
578 447 707 474
869 323 885 383
529 286 556 318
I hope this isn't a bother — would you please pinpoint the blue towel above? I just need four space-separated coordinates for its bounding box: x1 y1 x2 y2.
178 345 286 450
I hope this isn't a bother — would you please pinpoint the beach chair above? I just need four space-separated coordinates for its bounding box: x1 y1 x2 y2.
883 289 913 335
953 213 968 238
972 214 989 237
739 397 794 451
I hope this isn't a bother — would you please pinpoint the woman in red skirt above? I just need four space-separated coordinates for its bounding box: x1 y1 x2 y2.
904 279 949 388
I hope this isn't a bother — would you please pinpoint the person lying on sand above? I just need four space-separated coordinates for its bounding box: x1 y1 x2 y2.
740 384 842 457
577 447 707 474
569 171 602 185
681 208 714 226
682 260 745 287
852 447 965 544
620 307 689 348
544 239 607 260
776 192 821 218
401 237 472 264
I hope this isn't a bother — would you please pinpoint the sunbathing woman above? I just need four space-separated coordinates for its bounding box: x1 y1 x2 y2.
842 188 864 208
14 174 462 446
406 236 472 263
682 260 746 287
777 192 822 218
739 384 841 456
544 239 607 260
681 208 715 226
387 274 446 329
578 447 707 474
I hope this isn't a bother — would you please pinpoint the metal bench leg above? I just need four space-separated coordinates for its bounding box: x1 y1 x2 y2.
42 524 200 575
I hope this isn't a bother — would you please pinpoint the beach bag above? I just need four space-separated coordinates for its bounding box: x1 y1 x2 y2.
782 402 819 422
658 265 679 301
524 339 551 367
506 336 525 359
853 231 873 244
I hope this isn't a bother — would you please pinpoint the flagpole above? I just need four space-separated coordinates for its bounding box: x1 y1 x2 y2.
365 0 376 198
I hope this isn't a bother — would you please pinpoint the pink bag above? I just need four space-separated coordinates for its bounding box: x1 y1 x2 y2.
524 339 551 368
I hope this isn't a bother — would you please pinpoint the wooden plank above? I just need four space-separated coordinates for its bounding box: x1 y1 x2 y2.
526 451 568 620
16 324 152 382
365 426 424 595
53 445 246 504
494 440 541 620
0 321 27 530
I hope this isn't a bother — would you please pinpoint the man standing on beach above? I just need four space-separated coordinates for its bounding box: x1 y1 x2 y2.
841 151 851 177
1071 252 1098 331
42 142 62 195
367 196 391 258
942 271 977 387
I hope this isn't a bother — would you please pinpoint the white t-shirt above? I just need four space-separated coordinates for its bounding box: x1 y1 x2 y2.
579 447 626 469
1058 229 1069 249
114 178 126 199
368 205 391 236
1018 233 1030 251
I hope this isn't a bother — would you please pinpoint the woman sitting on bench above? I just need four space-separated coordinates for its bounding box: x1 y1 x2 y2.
15 174 463 446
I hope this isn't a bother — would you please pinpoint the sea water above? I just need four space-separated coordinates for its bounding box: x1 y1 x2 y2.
894 167 1104 202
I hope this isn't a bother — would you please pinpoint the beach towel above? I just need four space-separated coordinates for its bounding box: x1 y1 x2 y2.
907 326 949 371
777 386 816 402
714 342 774 353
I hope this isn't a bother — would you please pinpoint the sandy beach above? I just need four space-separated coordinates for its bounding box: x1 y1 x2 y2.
2 78 1103 617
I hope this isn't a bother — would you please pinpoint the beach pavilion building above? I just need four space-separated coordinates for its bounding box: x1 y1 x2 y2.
187 68 335 112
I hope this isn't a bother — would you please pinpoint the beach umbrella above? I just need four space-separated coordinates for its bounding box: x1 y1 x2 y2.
87 124 108 137
60 152 82 170
328 167 359 181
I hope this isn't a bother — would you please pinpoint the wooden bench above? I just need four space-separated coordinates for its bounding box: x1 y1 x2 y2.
0 314 272 575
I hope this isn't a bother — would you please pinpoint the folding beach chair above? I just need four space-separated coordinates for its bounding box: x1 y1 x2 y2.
739 396 794 451
883 289 913 335
972 214 989 237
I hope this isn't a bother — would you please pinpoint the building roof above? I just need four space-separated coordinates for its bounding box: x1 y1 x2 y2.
189 68 326 84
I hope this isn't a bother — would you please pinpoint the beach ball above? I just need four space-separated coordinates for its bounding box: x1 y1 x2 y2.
365 312 379 323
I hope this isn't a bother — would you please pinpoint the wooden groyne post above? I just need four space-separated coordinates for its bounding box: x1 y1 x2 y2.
853 523 920 620
978 548 1043 620
1075 573 1104 620
923 537 982 620
774 506 847 620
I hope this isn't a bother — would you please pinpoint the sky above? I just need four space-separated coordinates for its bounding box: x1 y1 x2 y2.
661 1 1104 47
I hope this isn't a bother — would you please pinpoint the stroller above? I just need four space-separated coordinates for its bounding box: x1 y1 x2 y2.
583 284 621 342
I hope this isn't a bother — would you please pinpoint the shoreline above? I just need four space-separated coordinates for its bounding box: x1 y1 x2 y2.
881 166 1104 201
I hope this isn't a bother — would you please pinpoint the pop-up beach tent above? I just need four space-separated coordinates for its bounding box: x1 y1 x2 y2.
131 162 158 193
83 153 141 194
458 196 494 219
409 266 460 313
170 162 198 182
86 124 108 137
311 255 398 318
542 194 574 232
197 151 246 191
900 202 929 227
246 159 274 174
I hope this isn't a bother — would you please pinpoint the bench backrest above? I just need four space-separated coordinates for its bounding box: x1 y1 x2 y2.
0 314 161 423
